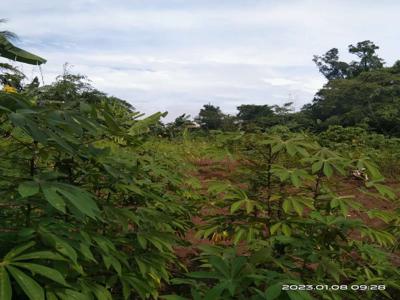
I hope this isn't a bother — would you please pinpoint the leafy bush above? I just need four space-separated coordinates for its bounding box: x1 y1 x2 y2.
0 86 191 299
186 132 400 299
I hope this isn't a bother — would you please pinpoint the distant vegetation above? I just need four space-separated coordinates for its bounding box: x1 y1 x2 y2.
160 40 400 137
0 26 399 300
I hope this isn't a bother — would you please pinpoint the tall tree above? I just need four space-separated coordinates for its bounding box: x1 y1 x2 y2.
195 104 224 130
313 40 384 80
313 48 349 80
348 40 384 76
236 104 275 129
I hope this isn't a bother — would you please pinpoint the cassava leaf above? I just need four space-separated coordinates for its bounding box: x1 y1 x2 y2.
6 265 44 300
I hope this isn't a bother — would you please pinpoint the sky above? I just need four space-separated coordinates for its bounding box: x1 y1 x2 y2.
2 0 400 121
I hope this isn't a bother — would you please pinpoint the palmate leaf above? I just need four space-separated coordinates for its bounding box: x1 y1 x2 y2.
209 256 230 278
270 222 282 235
55 184 100 219
6 265 44 300
282 197 314 216
41 182 100 219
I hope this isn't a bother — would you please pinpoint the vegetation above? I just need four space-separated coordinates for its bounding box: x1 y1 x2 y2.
0 26 399 299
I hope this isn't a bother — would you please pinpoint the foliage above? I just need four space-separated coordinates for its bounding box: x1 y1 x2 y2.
313 40 384 80
305 63 400 134
185 131 400 299
0 74 192 299
195 104 226 131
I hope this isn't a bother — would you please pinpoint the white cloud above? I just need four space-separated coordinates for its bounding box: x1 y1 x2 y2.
263 78 299 86
1 0 399 121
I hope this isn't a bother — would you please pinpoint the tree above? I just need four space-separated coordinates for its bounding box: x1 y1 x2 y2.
348 40 384 76
313 48 349 80
313 40 384 80
307 41 397 135
304 63 400 135
195 104 224 130
164 114 194 137
236 104 275 130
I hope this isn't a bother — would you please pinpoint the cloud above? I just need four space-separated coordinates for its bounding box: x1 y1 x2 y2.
1 0 399 121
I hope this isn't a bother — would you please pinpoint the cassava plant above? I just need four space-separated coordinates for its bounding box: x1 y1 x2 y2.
0 75 192 299
189 132 400 299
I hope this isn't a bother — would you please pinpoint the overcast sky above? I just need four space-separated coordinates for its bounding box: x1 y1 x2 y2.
2 0 399 120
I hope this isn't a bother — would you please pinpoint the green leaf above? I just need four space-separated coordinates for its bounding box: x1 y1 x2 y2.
90 284 112 300
270 223 281 235
11 262 69 286
102 255 121 276
209 256 230 278
330 198 339 208
137 235 148 249
13 251 65 261
40 231 78 264
286 143 297 156
282 199 292 213
41 183 66 213
311 161 323 174
0 267 12 300
6 265 44 300
231 256 246 277
323 162 333 177
46 291 58 300
374 183 396 200
4 241 36 261
265 283 282 300
230 200 244 213
282 224 292 236
187 271 221 279
53 183 100 219
287 290 313 300
79 244 96 262
290 173 301 187
56 289 90 300
203 281 226 300
363 161 383 180
18 181 39 198
291 199 304 216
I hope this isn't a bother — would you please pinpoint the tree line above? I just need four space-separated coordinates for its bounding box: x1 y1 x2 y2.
163 40 400 137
